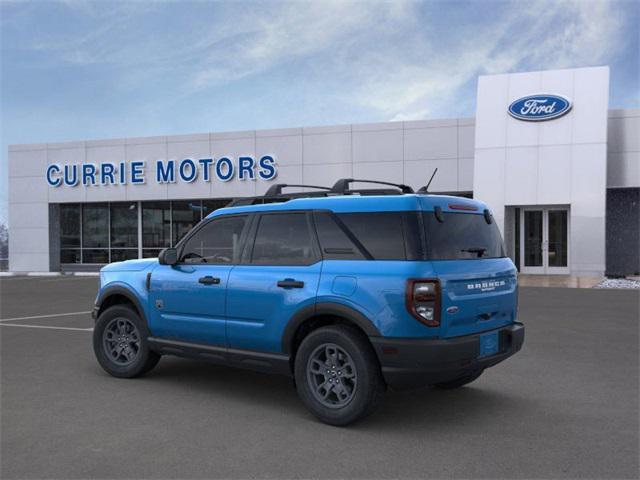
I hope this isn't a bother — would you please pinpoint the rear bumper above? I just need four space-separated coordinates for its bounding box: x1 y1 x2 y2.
370 323 524 391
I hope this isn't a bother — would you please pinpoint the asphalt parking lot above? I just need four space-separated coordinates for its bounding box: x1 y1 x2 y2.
1 277 638 479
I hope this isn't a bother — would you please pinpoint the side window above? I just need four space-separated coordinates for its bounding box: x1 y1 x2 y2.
180 216 247 264
251 213 317 265
313 212 365 260
336 212 407 260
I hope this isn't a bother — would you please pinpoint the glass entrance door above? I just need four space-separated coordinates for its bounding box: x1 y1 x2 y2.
519 208 569 274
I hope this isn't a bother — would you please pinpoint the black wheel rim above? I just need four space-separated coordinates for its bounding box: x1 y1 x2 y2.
103 317 141 366
306 343 357 409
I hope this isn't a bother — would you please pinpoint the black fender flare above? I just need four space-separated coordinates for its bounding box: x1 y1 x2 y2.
95 285 147 323
281 302 381 354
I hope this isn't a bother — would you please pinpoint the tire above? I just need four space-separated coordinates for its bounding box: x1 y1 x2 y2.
294 325 385 426
93 304 160 378
435 369 484 389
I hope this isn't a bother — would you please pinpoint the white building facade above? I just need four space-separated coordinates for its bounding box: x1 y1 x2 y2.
8 66 640 276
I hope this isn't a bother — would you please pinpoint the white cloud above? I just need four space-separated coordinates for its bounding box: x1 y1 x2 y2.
349 0 626 121
5 0 630 121
189 1 413 90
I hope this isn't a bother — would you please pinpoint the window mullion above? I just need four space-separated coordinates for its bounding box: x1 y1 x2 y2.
137 201 142 259
80 204 83 264
107 202 111 264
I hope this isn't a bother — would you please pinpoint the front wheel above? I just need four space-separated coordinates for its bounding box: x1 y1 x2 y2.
294 325 385 426
93 305 160 378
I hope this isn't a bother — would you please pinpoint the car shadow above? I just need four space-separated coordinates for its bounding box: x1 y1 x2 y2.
133 356 525 431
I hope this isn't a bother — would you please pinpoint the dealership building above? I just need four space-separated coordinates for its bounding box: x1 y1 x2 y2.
7 66 640 276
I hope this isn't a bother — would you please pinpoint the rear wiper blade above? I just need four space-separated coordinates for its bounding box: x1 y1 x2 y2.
461 247 487 257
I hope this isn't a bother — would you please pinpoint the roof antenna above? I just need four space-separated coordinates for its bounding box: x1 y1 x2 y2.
418 168 438 193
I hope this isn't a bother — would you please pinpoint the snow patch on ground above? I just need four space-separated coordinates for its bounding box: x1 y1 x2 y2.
593 278 640 289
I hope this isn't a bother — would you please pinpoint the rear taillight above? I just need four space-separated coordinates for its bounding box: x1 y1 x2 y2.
406 279 441 327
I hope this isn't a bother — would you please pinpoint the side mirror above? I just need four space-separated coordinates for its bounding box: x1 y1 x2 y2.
158 248 178 266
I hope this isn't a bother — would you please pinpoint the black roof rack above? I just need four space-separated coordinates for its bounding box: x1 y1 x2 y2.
264 183 332 197
225 177 417 207
331 178 414 194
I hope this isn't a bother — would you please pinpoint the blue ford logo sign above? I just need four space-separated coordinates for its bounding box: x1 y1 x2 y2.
508 94 572 121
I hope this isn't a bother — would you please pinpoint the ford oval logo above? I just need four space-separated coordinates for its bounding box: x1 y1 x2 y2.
508 94 572 121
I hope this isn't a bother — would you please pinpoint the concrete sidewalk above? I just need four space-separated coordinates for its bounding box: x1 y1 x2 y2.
517 274 602 288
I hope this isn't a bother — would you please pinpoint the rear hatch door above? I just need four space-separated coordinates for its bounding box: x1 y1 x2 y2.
421 208 517 338
433 258 517 338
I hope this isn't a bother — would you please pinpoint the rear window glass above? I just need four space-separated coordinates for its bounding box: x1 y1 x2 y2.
423 212 505 260
336 213 406 260
251 213 317 265
313 212 365 260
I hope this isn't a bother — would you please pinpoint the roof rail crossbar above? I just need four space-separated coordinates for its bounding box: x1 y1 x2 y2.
331 178 414 194
264 183 332 197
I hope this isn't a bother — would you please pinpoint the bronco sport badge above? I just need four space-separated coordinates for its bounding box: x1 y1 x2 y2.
467 280 506 292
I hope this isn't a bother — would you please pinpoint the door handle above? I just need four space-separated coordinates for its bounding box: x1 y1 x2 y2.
277 279 305 288
198 276 221 285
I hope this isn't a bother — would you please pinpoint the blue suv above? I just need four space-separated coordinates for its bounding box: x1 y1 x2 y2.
92 179 524 425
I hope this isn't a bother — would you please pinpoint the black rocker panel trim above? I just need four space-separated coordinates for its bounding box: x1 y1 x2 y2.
281 302 381 354
147 337 291 376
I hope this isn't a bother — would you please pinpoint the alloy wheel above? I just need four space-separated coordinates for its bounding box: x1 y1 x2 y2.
306 343 357 408
103 317 141 366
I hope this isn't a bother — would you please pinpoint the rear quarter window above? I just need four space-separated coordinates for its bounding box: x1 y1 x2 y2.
336 212 408 260
313 212 365 260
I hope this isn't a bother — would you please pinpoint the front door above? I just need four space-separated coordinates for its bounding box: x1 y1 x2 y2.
519 208 569 274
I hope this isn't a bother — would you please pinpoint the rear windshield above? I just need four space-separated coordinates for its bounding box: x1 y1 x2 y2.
423 212 505 260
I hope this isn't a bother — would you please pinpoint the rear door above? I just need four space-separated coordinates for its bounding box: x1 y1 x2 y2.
423 211 518 338
148 214 249 345
226 212 322 353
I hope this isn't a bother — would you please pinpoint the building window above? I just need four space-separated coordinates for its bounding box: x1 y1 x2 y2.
172 200 202 245
202 199 230 218
111 203 138 261
82 203 109 263
82 204 109 248
60 204 81 263
82 249 109 264
60 199 232 264
142 201 170 258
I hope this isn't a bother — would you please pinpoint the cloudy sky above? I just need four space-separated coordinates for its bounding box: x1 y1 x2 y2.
1 0 638 224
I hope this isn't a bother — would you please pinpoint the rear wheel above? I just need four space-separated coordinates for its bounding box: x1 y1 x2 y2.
93 305 160 378
294 325 385 426
435 369 484 389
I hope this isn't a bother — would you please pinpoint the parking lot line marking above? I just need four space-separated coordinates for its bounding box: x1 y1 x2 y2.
0 323 93 331
0 311 92 323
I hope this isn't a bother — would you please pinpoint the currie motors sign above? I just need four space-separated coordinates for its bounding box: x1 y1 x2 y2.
508 94 572 121
45 155 277 187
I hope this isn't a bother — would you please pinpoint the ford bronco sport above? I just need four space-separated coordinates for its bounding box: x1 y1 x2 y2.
92 179 524 426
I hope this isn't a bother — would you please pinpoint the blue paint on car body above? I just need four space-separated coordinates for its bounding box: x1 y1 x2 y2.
94 190 524 411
